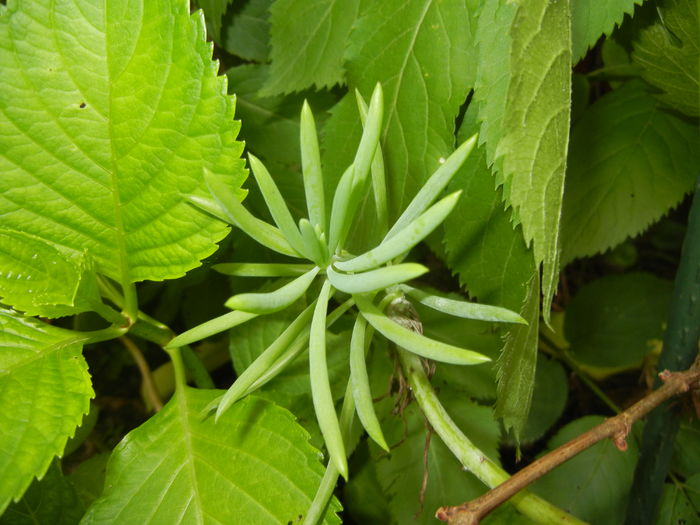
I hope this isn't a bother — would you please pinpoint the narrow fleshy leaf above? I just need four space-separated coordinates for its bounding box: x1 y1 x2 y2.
0 230 101 318
248 153 309 257
350 316 389 451
214 302 316 418
0 0 246 284
299 219 329 267
202 173 298 257
354 295 491 366
335 192 461 272
82 391 341 525
309 281 348 479
166 310 258 349
328 165 356 253
0 311 93 514
326 264 428 295
301 101 326 231
351 84 384 195
213 262 315 277
399 285 526 325
385 136 477 240
225 267 320 314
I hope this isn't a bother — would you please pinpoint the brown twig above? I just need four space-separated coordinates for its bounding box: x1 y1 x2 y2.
437 364 700 525
120 336 164 411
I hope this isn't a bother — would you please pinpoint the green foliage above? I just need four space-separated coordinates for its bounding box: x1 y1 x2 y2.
2 0 699 523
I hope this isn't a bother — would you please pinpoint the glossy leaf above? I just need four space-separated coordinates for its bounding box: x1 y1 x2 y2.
354 295 491 366
0 0 246 284
561 81 699 263
0 311 92 514
326 264 428 295
83 391 340 525
335 192 461 272
225 267 320 314
309 281 348 479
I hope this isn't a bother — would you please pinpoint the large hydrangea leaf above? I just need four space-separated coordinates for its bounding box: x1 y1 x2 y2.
0 0 246 286
83 391 340 525
0 310 93 514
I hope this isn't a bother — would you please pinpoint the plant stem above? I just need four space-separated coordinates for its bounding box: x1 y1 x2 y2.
439 365 700 525
396 349 584 525
120 336 164 411
180 345 216 389
165 345 188 392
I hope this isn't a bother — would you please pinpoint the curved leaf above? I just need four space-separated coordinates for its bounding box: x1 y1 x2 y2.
0 0 246 284
326 264 428 295
82 391 340 525
0 311 92 514
225 267 320 314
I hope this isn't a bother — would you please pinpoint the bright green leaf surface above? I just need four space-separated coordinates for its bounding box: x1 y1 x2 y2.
0 230 100 317
82 391 340 525
632 0 699 117
221 0 271 62
343 0 475 219
561 81 699 263
571 0 644 63
533 416 639 525
0 462 83 525
262 0 361 95
565 272 673 372
496 0 571 315
0 0 246 285
0 311 92 514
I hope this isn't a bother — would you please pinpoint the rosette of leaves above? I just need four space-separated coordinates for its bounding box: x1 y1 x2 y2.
169 83 525 484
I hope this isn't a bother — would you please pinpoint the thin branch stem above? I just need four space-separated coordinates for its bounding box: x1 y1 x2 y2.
120 336 164 411
438 364 700 525
396 349 584 525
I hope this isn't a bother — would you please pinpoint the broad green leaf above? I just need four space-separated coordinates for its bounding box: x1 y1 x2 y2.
532 416 639 525
632 0 699 117
262 0 361 95
221 0 271 62
561 81 699 264
82 391 340 525
199 0 233 41
571 0 644 63
672 419 700 479
0 310 92 514
342 0 476 219
655 483 700 525
565 272 673 374
495 272 540 436
0 461 83 525
0 0 246 284
495 0 572 316
0 230 100 318
372 391 501 524
354 295 491 366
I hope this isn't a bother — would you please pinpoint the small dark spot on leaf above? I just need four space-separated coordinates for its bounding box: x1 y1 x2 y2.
630 193 635 198
79 102 86 109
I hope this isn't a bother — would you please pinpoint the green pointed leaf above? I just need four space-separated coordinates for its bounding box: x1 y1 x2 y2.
199 0 234 41
532 416 639 524
0 0 246 284
344 0 476 220
326 264 428 295
571 0 644 63
335 192 462 273
398 284 526 325
0 461 84 525
561 81 699 264
301 101 326 231
82 391 340 525
632 0 699 117
262 0 361 95
221 0 271 62
354 295 491 366
213 262 315 277
167 310 258 349
0 230 100 318
0 310 93 514
495 0 572 316
225 267 320 314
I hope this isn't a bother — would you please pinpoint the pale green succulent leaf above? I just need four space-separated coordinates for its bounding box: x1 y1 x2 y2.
225 267 320 314
301 101 326 231
326 264 428 295
213 263 315 277
166 310 259 349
